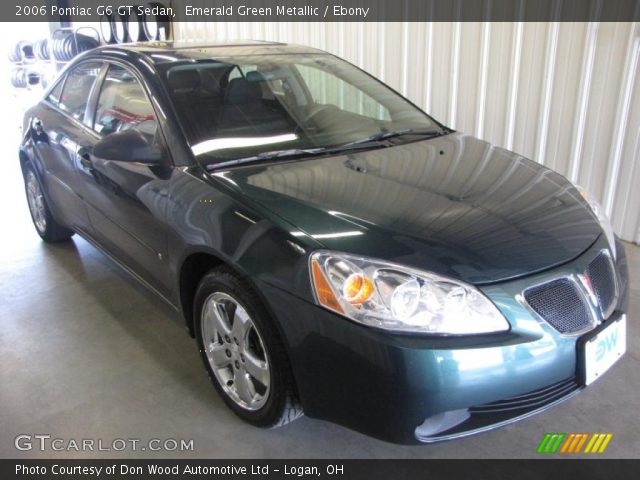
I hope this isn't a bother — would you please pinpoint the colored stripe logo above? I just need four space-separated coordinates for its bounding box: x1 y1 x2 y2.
537 433 613 454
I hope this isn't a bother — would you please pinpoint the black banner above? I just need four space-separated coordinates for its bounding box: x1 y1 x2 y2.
2 459 640 480
5 0 640 22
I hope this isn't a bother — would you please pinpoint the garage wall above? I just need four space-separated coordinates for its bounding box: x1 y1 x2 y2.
173 22 640 244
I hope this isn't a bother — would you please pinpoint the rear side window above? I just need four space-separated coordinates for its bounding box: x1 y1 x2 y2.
93 64 156 137
46 79 65 107
58 62 102 123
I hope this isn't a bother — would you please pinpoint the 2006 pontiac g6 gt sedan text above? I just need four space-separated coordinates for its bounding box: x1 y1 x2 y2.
19 41 629 444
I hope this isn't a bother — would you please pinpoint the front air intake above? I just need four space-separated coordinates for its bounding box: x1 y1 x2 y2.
524 278 592 334
586 252 617 319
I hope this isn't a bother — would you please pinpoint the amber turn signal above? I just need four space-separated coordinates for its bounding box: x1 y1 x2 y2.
311 259 344 313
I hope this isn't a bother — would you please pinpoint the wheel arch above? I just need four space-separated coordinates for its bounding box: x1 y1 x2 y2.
178 249 226 337
19 144 45 182
19 147 31 173
177 248 290 345
177 247 302 401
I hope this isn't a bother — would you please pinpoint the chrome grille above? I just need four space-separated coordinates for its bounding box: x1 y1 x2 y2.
524 279 592 334
586 252 617 319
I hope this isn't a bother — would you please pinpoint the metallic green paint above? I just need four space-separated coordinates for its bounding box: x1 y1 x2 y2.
20 43 629 444
217 132 602 285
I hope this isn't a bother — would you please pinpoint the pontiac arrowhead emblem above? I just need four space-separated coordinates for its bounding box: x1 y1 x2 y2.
578 273 598 307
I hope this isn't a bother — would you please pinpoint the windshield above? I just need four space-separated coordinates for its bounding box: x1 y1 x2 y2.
158 54 441 165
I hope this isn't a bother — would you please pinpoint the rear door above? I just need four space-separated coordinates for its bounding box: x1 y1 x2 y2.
32 61 104 229
76 62 173 296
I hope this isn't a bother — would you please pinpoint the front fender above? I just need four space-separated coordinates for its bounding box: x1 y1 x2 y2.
165 167 324 325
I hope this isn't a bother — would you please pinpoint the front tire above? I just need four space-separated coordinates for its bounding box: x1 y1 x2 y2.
23 163 74 242
194 267 302 427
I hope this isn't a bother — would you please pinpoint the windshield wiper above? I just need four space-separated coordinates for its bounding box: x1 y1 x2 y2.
206 129 448 170
207 147 327 170
344 128 446 146
207 141 388 171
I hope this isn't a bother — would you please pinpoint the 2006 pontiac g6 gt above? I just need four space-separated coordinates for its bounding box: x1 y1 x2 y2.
20 41 628 444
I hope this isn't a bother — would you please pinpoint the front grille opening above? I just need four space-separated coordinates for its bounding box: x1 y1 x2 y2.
524 279 592 334
470 378 579 414
415 378 581 442
587 252 616 318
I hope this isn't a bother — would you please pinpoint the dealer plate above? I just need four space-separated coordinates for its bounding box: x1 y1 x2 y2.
584 314 626 385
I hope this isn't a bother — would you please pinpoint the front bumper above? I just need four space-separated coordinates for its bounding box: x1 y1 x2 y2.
260 237 629 444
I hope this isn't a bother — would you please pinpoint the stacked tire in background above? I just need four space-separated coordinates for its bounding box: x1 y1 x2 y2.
49 31 100 62
8 31 99 90
8 41 36 63
8 2 171 91
100 2 172 44
9 40 41 89
10 68 42 89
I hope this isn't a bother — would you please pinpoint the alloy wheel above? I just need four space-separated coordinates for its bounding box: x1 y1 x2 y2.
26 171 47 233
201 292 271 411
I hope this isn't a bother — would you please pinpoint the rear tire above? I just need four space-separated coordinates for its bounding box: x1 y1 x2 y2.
194 266 303 427
23 163 74 243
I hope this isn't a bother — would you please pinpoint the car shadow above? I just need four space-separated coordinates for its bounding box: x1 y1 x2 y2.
42 237 220 407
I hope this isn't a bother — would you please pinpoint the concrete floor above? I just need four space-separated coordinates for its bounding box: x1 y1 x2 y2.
1 131 639 459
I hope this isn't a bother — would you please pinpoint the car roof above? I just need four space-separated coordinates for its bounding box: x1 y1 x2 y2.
92 40 327 64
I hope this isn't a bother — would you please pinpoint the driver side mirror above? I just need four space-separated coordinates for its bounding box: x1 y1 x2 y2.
93 129 162 164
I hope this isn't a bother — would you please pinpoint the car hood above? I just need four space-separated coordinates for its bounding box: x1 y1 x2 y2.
214 133 601 284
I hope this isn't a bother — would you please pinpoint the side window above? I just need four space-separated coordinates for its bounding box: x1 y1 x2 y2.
94 64 157 138
295 63 391 121
227 64 258 82
228 66 243 82
46 78 65 107
58 62 102 123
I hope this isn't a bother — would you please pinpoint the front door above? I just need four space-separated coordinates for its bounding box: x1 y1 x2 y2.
76 63 173 297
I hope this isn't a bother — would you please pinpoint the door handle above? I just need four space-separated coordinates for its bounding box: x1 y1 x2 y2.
80 155 93 171
78 148 94 170
77 146 90 157
32 118 44 135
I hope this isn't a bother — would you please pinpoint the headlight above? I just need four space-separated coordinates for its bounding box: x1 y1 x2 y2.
574 184 617 260
309 251 509 335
